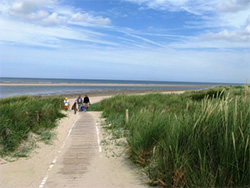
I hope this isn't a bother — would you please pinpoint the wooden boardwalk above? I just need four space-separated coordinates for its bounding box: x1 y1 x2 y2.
43 112 99 188
39 111 148 188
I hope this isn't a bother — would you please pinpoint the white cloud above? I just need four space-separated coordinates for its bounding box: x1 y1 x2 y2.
7 0 63 26
0 17 117 49
95 17 111 26
27 10 49 20
245 24 250 33
70 13 111 26
3 0 111 27
125 0 250 44
41 12 64 26
218 0 250 12
125 0 250 28
124 32 165 47
201 11 250 43
125 0 218 13
125 0 250 15
71 13 89 22
204 28 250 42
10 0 49 14
247 15 250 25
10 9 49 20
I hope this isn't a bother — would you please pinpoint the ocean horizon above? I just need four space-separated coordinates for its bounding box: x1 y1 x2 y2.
0 77 241 99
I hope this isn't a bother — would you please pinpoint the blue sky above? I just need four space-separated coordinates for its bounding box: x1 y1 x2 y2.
0 0 249 83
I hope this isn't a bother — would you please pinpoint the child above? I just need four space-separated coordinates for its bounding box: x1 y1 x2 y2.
64 97 69 111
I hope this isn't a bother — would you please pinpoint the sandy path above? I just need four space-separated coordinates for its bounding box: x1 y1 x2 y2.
0 95 149 188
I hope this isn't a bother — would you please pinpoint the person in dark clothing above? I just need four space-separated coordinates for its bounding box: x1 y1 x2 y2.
71 102 77 114
83 94 91 111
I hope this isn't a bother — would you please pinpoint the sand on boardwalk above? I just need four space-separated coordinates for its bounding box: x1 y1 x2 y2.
0 94 150 188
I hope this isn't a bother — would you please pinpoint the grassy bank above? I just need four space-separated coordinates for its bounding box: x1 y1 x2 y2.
0 96 65 157
90 85 250 187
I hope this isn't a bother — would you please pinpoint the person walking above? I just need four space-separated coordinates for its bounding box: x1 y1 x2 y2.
76 95 83 111
63 97 69 111
83 94 91 111
71 101 77 114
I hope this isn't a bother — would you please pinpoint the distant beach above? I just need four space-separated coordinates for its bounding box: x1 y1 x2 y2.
0 77 235 98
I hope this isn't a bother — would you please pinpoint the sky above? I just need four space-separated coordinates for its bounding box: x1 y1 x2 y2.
0 0 249 83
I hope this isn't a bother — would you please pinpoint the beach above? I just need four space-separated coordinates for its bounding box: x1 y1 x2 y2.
0 77 216 99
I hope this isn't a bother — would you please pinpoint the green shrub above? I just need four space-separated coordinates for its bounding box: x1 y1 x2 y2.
0 96 65 156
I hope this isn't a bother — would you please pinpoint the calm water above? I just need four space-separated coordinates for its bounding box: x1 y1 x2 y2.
0 77 235 98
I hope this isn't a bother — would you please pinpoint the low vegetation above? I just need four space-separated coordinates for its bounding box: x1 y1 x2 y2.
0 96 65 157
90 85 250 187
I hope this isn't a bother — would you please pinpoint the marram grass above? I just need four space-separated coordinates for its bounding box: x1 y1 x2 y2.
90 85 250 187
0 96 65 156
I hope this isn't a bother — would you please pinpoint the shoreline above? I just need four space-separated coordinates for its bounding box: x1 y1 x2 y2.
0 78 244 100
0 81 217 99
0 83 211 87
58 88 188 98
0 87 205 99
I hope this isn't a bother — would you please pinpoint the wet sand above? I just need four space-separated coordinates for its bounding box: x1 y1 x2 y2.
0 83 210 88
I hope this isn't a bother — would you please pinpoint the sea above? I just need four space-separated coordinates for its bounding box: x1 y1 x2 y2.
0 77 238 99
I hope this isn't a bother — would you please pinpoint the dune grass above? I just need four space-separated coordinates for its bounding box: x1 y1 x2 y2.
0 96 65 157
90 85 250 187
